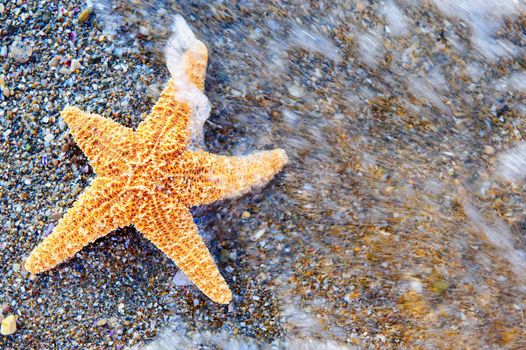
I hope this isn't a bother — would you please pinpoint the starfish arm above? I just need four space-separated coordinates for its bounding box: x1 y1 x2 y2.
192 148 289 205
61 107 135 176
181 40 208 91
136 41 209 151
25 177 130 274
133 198 232 304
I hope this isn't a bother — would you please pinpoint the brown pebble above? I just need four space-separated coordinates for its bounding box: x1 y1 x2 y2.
77 8 91 23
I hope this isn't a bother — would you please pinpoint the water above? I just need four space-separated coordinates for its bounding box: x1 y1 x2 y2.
90 0 526 348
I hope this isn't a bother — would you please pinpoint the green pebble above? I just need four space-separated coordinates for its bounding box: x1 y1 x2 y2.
432 280 448 295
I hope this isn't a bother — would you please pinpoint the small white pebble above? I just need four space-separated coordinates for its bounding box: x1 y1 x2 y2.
70 59 81 72
9 41 32 63
49 56 60 67
44 133 54 143
287 84 303 98
1 315 16 336
251 227 266 241
483 145 495 155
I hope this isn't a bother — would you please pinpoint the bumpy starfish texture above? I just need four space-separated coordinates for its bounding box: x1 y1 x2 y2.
25 39 288 304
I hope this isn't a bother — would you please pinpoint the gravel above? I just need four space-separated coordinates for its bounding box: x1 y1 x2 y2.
2 0 526 349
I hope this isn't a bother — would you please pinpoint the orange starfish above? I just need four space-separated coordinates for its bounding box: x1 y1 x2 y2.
25 39 288 304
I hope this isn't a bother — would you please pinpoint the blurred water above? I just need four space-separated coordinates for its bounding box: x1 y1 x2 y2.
90 0 526 348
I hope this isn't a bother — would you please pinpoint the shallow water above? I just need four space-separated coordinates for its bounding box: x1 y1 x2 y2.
2 0 526 348
87 0 526 348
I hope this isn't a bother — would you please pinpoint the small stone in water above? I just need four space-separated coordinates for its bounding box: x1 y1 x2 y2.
0 4 4 14
241 211 251 218
483 145 495 155
432 280 448 295
1 315 16 336
287 84 304 98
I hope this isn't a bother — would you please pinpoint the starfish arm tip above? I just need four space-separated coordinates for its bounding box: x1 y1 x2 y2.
23 257 38 275
193 40 208 56
275 148 289 168
60 105 85 125
215 289 233 304
24 252 50 274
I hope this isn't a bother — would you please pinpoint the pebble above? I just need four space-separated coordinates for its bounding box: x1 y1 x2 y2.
241 211 251 218
48 56 60 67
0 46 7 58
59 67 71 75
77 7 91 23
9 41 33 64
432 280 449 295
251 227 266 241
172 269 193 286
44 133 54 143
0 4 4 14
483 145 495 155
70 59 81 72
1 315 16 336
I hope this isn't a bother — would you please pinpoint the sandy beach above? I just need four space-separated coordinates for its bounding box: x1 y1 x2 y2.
2 0 526 348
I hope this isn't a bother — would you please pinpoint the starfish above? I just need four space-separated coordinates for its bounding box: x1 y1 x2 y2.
24 38 288 304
